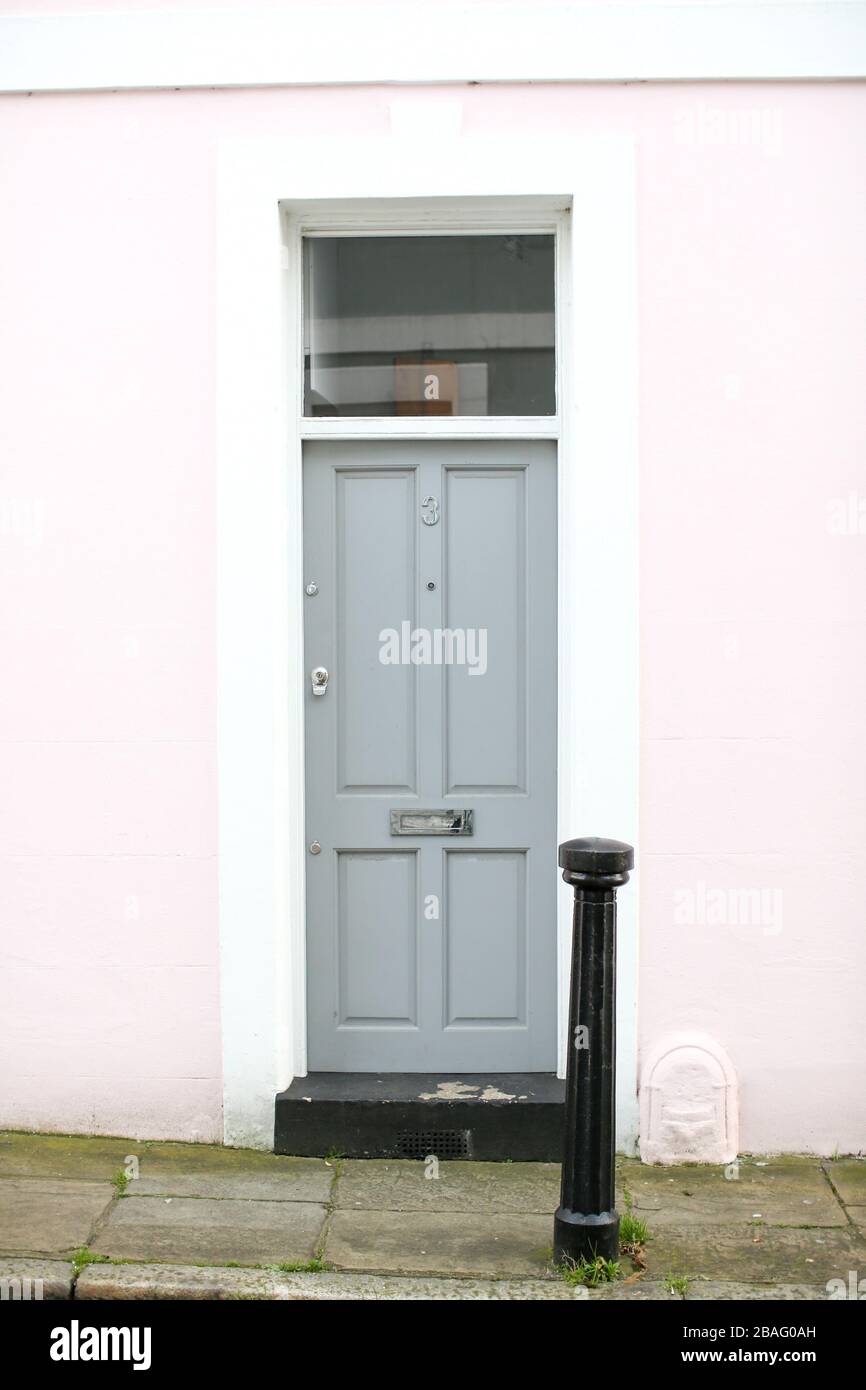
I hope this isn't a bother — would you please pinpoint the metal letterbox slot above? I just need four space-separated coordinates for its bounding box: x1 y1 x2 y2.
389 809 474 836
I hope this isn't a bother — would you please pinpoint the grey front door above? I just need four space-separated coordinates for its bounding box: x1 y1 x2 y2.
303 440 557 1071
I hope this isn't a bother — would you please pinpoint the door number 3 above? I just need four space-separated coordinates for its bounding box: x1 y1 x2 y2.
421 495 440 526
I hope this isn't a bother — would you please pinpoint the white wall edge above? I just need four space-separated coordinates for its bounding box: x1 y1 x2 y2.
3 1 866 93
556 140 640 1154
217 130 639 1152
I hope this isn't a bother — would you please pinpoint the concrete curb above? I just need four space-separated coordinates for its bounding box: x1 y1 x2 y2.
72 1264 833 1302
0 1257 830 1301
0 1257 74 1299
76 1262 593 1300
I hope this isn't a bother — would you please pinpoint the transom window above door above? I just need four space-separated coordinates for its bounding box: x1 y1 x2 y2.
303 234 556 418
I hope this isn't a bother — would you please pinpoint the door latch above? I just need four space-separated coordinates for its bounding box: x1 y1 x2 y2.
311 666 329 696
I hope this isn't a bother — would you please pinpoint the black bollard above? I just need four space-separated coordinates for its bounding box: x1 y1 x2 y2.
554 836 634 1267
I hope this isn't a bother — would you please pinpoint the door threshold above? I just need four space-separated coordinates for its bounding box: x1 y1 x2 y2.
274 1072 565 1161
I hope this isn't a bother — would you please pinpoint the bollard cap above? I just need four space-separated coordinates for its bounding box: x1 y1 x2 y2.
559 837 635 879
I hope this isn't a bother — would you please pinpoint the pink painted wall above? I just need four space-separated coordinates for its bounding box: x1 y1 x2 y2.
0 80 863 1151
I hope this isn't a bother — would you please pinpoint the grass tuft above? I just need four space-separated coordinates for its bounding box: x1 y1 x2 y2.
665 1272 690 1295
71 1247 111 1276
274 1256 329 1274
619 1211 648 1248
557 1255 620 1288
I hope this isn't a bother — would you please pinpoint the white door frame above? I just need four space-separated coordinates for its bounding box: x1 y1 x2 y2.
217 127 639 1151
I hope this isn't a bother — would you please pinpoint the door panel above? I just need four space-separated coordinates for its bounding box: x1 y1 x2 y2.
304 440 556 1071
337 851 418 1025
444 468 527 792
444 850 526 1026
336 468 418 792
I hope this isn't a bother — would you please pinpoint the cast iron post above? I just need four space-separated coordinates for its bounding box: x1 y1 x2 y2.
554 836 635 1267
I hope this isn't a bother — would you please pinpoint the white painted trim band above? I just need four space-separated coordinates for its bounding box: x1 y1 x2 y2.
216 137 639 1151
2 2 866 93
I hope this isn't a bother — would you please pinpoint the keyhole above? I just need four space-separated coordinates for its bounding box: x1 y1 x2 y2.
426 581 436 591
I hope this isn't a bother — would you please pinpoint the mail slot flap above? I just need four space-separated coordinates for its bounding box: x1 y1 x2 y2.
389 809 474 836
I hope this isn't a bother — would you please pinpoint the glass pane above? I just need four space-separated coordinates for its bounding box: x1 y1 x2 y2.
304 234 555 417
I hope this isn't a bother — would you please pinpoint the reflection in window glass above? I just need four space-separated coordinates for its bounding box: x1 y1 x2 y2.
304 235 555 417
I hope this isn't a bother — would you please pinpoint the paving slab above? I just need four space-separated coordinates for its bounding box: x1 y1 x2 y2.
0 1257 74 1300
131 1161 333 1203
127 1144 335 1179
91 1196 327 1267
77 1261 591 1301
643 1225 866 1286
684 1280 828 1300
825 1158 866 1206
0 1131 334 1185
0 1178 114 1255
0 1133 136 1182
621 1157 845 1228
336 1159 560 1214
846 1207 866 1227
326 1208 553 1278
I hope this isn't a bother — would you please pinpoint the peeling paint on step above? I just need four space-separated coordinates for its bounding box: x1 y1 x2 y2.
418 1083 481 1101
416 1082 522 1102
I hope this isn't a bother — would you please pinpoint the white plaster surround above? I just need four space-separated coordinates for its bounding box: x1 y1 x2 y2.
640 1034 739 1165
216 123 639 1150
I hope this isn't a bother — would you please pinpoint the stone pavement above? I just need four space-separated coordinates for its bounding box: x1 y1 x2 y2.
0 1131 864 1301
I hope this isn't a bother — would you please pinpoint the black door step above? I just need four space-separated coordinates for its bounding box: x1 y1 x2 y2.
274 1072 565 1161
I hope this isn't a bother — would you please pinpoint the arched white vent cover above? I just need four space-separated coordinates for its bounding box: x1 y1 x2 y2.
639 1034 738 1165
